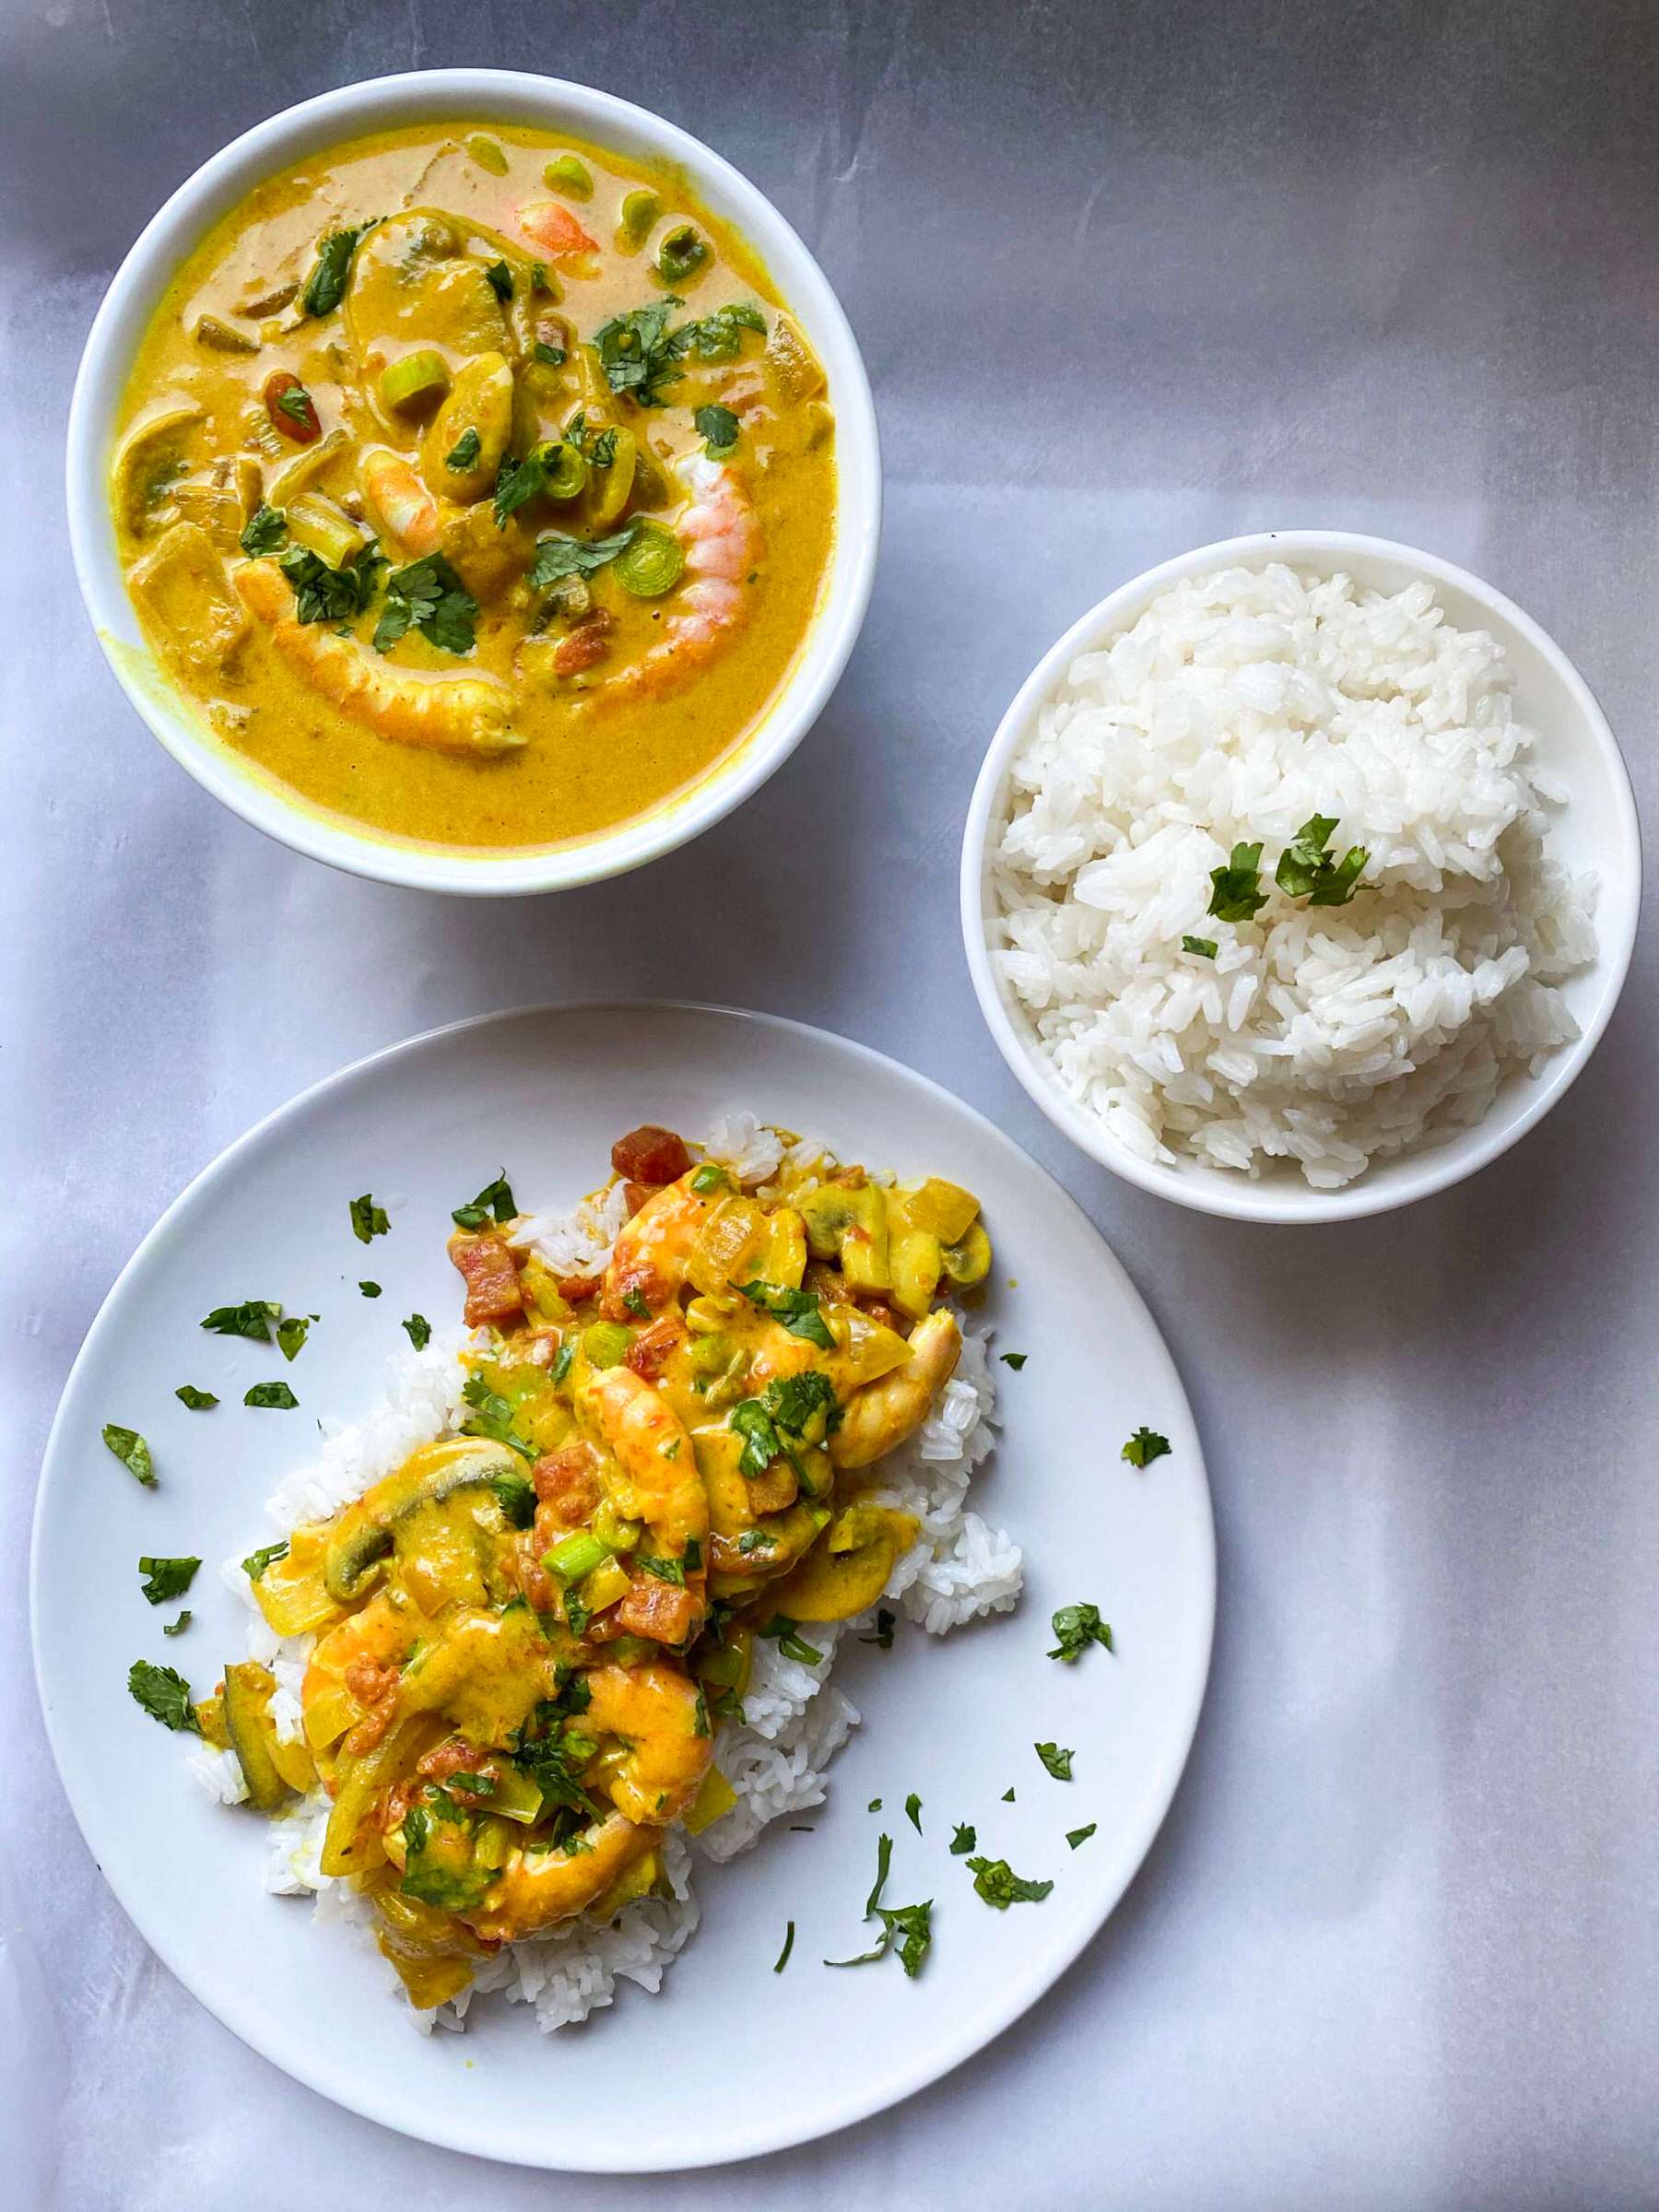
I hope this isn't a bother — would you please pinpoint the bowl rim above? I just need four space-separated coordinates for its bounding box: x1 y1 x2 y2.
65 67 881 897
959 528 1643 1226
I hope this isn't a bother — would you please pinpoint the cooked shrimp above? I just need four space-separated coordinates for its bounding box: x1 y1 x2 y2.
234 559 522 758
578 1361 709 1571
302 1589 414 1749
600 1172 718 1317
517 198 598 258
583 1661 713 1825
466 1810 651 1942
603 455 762 702
359 448 440 556
829 1309 962 1470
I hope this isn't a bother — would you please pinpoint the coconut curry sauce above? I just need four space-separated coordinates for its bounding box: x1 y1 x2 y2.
111 125 837 852
205 1127 990 2007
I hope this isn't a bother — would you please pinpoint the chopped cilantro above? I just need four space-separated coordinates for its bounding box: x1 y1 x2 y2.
1122 1426 1171 1468
239 504 286 558
531 339 566 368
492 1474 537 1529
302 221 376 317
638 1555 686 1585
139 1556 199 1605
528 523 637 590
102 1424 154 1487
904 1791 923 1832
1276 813 1369 906
128 1659 200 1732
825 1833 932 1977
350 1193 389 1244
762 1370 835 1436
949 1822 977 1855
678 300 766 361
1048 1603 1113 1664
1182 935 1218 959
999 1352 1027 1371
621 1287 651 1321
694 402 740 458
460 1374 535 1461
1206 841 1268 924
402 1313 431 1351
773 1920 795 1973
551 1342 575 1385
372 553 477 655
277 540 383 627
444 427 482 471
241 1539 288 1582
737 1279 833 1349
1066 1824 1097 1850
1002 1788 1016 1803
174 1384 218 1410
244 1381 298 1410
868 1798 882 1812
452 1173 516 1230
276 1314 312 1362
482 257 514 301
860 1607 896 1650
163 1610 191 1637
201 1300 280 1342
966 1855 1053 1909
729 1397 783 1478
758 1615 822 1666
1035 1741 1074 1780
591 296 685 406
359 1281 382 1299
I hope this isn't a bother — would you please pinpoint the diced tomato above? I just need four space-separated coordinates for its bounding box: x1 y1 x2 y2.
532 1443 601 1528
518 198 599 257
625 1315 686 1382
449 1231 524 1326
610 1124 692 1185
617 1574 699 1644
263 369 320 444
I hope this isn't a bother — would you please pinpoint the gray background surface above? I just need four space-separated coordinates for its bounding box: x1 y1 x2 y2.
4 2 1655 2206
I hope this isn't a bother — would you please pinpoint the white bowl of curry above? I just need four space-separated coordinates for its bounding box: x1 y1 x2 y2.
67 72 877 893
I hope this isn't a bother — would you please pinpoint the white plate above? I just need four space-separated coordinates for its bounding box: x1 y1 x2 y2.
31 1004 1214 2171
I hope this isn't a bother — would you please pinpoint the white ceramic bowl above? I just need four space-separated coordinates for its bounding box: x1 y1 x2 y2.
961 532 1642 1225
66 70 880 896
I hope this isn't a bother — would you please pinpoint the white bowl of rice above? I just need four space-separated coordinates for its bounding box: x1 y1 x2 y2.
961 534 1640 1223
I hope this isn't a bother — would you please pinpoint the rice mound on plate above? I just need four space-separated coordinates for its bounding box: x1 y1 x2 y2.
989 562 1599 1189
191 1111 1019 2032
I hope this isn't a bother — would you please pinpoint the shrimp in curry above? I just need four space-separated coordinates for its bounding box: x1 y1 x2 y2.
201 1124 992 2009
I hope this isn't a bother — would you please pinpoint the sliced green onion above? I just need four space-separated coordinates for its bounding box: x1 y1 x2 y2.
655 224 708 284
465 134 510 175
618 189 660 250
541 441 588 501
582 1321 633 1369
544 155 593 198
546 1531 607 1583
616 519 684 598
379 349 451 412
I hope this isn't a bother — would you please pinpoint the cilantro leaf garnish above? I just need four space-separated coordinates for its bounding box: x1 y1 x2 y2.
638 1554 687 1585
201 1300 281 1342
460 1374 535 1461
277 540 383 626
966 1855 1053 1909
174 1384 218 1410
904 1791 923 1832
1048 1602 1113 1663
773 1920 795 1973
761 1370 835 1437
359 1281 382 1298
1035 1741 1074 1780
276 1314 312 1362
139 1556 199 1605
1066 1824 1097 1850
999 1352 1027 1371
242 1540 288 1581
591 296 685 406
949 1822 977 1855
103 1424 154 1486
1182 935 1218 959
402 1313 431 1351
860 1606 896 1649
244 1381 298 1409
302 221 376 317
163 1611 191 1637
1275 813 1370 906
528 524 637 590
729 1397 783 1478
825 1832 933 1977
694 402 740 458
350 1193 389 1244
372 553 477 655
483 258 514 302
677 300 765 362
1207 841 1268 924
758 1615 823 1666
1122 1426 1171 1468
239 504 287 558
492 1473 537 1529
128 1659 201 1733
737 1279 834 1349
444 427 482 471
452 1173 516 1230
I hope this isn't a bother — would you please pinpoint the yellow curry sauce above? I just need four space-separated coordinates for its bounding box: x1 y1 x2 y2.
111 125 837 853
203 1125 990 2007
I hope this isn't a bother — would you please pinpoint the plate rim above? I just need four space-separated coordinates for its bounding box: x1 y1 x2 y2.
29 999 1217 2170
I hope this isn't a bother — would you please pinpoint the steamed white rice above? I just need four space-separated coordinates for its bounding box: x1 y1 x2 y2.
990 563 1598 1188
195 1112 1018 2031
